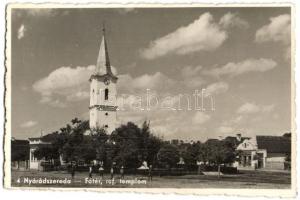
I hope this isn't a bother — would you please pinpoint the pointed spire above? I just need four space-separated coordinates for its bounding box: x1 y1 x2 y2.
95 24 114 76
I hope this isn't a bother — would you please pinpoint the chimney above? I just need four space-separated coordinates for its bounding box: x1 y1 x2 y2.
236 133 242 142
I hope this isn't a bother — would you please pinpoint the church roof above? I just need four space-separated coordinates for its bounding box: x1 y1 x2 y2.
94 27 117 79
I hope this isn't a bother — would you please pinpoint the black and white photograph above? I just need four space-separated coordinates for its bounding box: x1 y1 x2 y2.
4 4 295 195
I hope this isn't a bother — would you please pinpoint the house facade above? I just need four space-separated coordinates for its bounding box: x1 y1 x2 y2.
28 137 51 170
235 135 291 170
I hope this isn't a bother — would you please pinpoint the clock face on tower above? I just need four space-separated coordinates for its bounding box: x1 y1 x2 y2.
104 78 110 85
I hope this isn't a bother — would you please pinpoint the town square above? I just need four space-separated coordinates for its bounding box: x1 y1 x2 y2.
5 4 294 195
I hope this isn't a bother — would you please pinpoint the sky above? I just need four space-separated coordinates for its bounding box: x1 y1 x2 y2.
10 7 292 141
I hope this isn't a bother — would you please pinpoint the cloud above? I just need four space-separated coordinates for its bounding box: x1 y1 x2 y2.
117 108 210 139
33 65 95 107
181 66 203 77
14 9 69 19
20 120 38 128
33 64 117 106
118 72 176 92
217 126 234 134
255 14 291 62
33 65 94 95
33 64 174 107
66 91 90 102
237 103 260 114
255 14 291 44
219 12 249 29
140 12 227 59
17 24 26 39
262 104 275 112
49 100 66 108
184 78 206 88
192 112 211 124
130 110 210 138
26 9 57 17
237 103 275 114
218 115 243 133
118 110 146 125
231 115 243 124
118 110 175 136
205 82 229 96
181 66 206 88
204 58 277 78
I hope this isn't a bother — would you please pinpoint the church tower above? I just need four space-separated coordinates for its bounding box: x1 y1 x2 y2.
89 27 118 134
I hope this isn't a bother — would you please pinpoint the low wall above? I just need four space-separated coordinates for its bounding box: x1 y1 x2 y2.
265 161 285 170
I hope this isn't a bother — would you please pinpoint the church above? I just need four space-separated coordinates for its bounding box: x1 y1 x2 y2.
26 28 119 170
89 27 118 134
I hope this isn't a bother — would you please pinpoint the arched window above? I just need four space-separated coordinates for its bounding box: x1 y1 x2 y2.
105 88 109 100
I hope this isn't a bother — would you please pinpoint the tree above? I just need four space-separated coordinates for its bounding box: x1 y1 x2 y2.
11 140 29 162
92 128 108 162
111 122 142 168
110 121 163 169
71 117 82 125
61 120 94 163
35 119 91 163
34 145 59 160
204 139 236 177
33 119 162 170
157 143 180 168
180 142 202 170
144 135 162 166
140 121 162 165
197 143 209 164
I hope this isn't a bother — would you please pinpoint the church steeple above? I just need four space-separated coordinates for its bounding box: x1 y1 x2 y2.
94 26 116 78
89 25 118 134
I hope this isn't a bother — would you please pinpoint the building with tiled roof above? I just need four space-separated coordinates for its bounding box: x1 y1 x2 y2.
235 135 291 171
256 136 291 154
28 137 52 170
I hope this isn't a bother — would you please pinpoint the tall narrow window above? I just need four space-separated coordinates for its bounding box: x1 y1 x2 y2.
105 88 109 100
